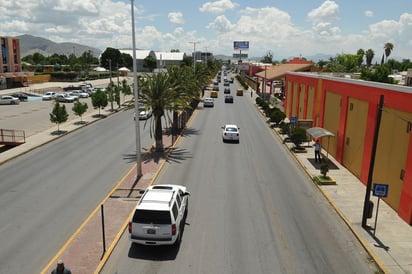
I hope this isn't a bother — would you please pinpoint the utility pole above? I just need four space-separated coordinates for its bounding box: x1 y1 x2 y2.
107 59 113 111
362 95 384 228
189 41 199 74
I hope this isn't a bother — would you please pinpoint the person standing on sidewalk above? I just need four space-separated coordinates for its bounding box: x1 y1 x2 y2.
314 139 322 163
51 259 72 274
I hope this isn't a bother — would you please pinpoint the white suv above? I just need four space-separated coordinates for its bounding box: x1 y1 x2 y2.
128 184 190 246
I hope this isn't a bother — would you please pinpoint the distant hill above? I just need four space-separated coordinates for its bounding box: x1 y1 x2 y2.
17 34 102 58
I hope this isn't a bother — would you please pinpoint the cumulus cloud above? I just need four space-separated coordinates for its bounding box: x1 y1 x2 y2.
199 0 236 14
207 15 234 33
307 0 339 24
168 12 184 24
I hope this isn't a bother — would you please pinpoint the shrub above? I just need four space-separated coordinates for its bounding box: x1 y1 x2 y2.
290 127 307 148
269 109 286 125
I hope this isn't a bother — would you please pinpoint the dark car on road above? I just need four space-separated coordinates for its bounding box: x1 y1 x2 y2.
224 88 230 94
11 93 28 101
225 95 234 103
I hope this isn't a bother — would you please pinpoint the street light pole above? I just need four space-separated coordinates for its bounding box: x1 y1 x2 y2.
189 41 199 74
131 0 142 177
107 59 113 111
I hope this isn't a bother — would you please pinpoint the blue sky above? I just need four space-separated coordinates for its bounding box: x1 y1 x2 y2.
1 0 411 61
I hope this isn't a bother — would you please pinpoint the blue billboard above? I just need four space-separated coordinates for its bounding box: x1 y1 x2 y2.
233 41 249 50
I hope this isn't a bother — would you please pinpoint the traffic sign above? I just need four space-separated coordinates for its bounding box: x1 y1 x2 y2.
373 183 389 197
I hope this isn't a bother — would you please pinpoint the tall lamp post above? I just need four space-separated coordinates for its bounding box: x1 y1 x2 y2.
131 0 142 177
189 41 199 73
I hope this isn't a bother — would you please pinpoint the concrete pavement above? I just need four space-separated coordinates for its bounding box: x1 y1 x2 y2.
1 81 411 273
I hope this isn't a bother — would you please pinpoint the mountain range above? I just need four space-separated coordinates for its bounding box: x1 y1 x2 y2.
17 34 102 58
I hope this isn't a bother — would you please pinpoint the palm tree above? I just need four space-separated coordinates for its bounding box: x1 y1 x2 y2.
356 48 364 67
365 49 375 67
384 42 394 62
138 71 189 151
167 65 201 141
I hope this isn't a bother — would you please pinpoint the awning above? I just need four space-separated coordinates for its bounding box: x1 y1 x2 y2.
307 127 335 139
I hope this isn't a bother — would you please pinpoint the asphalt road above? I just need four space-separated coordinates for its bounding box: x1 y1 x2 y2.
101 81 379 273
0 108 154 274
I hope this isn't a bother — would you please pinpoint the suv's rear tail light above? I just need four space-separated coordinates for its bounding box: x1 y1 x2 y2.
128 222 132 233
172 224 177 235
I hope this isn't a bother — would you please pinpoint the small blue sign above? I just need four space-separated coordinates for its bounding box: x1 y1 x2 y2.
290 116 297 124
373 183 389 198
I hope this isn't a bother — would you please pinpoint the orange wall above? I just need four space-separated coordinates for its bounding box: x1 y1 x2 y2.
285 73 412 224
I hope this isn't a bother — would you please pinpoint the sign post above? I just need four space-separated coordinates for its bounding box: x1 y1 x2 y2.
372 183 389 236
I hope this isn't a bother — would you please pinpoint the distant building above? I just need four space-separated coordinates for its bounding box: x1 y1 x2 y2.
119 49 186 72
0 36 31 89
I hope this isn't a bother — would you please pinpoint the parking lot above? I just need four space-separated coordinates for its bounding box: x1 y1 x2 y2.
0 78 130 138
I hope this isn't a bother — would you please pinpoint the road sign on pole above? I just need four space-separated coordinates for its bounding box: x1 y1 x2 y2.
373 183 389 197
372 183 389 236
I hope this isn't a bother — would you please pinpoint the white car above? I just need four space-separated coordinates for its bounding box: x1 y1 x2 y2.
42 91 57 101
128 184 190 246
0 95 20 105
138 108 153 120
70 90 89 98
203 97 214 107
55 93 76 103
67 92 79 100
222 124 240 143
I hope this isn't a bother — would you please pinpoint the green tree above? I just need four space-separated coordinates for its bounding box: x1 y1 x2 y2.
120 79 132 102
106 82 115 111
290 127 307 149
72 100 88 123
360 65 395 84
143 55 157 71
356 49 364 67
138 72 185 151
91 88 108 116
49 102 69 133
261 51 274 64
100 47 122 70
384 42 394 62
365 49 375 67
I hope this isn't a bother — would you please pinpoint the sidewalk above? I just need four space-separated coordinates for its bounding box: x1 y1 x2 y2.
250 90 412 274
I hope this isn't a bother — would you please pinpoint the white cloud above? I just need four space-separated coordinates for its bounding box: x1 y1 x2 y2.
168 12 184 24
199 0 236 14
365 10 374 17
207 15 234 33
307 0 339 24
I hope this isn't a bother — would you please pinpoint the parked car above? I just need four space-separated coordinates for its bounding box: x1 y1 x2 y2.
224 87 230 94
203 97 214 107
222 124 240 143
0 95 20 105
42 91 57 101
236 89 243 96
67 92 79 100
211 91 218 98
128 184 190 246
224 95 234 103
10 93 28 101
55 93 75 103
70 90 89 98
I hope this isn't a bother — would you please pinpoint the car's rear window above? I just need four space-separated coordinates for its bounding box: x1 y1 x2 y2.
132 209 171 224
226 127 237 132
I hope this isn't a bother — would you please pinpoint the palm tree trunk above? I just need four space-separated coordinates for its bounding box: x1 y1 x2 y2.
172 110 178 144
155 115 164 151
